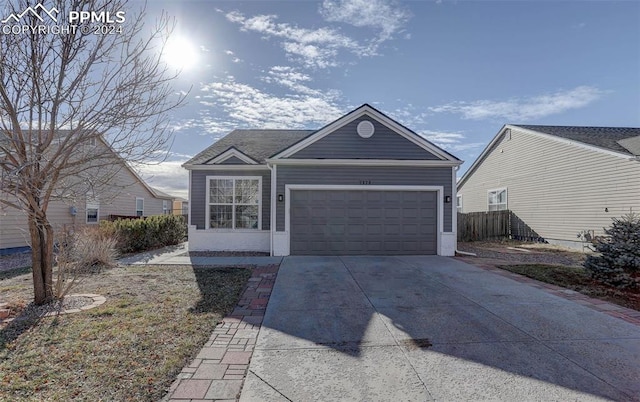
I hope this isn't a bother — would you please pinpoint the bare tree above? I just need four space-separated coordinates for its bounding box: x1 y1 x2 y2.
0 0 185 304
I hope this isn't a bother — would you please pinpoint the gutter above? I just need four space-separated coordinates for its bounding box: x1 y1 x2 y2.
455 249 477 256
266 163 275 257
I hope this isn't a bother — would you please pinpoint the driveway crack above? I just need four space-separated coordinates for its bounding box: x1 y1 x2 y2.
248 369 294 402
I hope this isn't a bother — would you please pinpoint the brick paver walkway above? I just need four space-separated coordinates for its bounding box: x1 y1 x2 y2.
164 264 279 402
456 256 640 326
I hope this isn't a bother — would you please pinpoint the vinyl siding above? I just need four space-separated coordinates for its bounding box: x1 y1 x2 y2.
0 198 76 250
1 164 170 250
219 156 248 165
458 127 640 241
275 165 453 232
190 169 271 230
289 115 440 160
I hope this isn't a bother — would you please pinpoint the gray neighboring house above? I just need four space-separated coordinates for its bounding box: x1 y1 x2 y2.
457 124 640 249
183 104 462 256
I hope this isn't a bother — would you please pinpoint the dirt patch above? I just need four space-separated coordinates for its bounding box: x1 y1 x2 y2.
458 240 586 266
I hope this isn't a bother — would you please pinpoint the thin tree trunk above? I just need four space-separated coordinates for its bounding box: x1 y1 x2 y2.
29 213 54 305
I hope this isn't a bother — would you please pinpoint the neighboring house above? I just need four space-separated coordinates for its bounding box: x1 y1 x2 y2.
0 141 175 254
172 197 189 216
457 124 640 249
151 188 178 215
183 104 462 256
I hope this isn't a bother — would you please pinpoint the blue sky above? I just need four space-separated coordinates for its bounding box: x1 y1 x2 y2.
138 0 640 198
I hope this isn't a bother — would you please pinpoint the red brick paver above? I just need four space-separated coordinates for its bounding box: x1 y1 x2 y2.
164 264 279 402
456 256 640 326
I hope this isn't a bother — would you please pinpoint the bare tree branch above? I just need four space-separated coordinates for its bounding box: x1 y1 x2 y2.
0 0 185 304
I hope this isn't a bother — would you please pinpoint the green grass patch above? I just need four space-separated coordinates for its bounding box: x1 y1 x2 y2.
0 265 251 401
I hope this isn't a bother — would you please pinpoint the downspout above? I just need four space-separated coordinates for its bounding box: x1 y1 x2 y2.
453 165 477 256
267 163 275 256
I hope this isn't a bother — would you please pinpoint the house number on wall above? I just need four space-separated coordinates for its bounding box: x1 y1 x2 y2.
360 180 372 185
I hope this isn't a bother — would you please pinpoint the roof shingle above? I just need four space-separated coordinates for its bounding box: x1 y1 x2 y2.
184 129 314 165
513 125 640 156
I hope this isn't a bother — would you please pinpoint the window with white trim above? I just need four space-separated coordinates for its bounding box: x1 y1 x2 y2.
456 195 463 213
488 188 507 211
163 200 170 215
136 197 144 217
208 177 261 229
86 199 99 224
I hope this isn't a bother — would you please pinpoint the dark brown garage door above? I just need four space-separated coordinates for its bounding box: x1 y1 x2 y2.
290 190 437 255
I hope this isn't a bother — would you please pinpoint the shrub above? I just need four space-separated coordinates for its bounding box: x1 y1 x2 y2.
584 213 640 289
54 227 118 299
100 214 186 254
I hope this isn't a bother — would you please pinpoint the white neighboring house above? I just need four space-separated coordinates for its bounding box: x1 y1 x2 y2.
0 139 175 254
457 125 640 249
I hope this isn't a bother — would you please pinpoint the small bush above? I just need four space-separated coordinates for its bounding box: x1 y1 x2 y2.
54 227 118 298
584 213 640 289
74 226 119 268
100 214 186 254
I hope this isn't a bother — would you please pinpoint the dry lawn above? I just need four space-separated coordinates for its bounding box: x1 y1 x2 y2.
0 264 251 401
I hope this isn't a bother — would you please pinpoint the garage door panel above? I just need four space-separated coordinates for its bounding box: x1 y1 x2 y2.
290 190 437 255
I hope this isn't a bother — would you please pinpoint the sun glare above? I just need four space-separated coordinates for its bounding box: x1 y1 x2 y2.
163 36 199 71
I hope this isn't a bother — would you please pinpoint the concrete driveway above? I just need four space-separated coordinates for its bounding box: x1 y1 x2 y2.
240 256 640 401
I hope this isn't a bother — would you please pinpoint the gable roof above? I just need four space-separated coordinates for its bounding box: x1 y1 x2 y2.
458 124 640 189
1 129 167 201
183 129 313 166
513 125 640 156
270 103 462 163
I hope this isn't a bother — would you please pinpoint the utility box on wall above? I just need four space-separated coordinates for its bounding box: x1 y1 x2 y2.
69 206 77 216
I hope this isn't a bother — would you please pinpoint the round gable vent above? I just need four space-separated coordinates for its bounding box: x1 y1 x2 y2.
357 120 375 138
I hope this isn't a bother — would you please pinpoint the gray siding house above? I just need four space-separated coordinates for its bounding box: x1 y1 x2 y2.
183 104 462 256
457 125 640 249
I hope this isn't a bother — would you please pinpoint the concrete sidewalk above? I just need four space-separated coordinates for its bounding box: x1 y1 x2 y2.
118 243 282 266
241 256 640 402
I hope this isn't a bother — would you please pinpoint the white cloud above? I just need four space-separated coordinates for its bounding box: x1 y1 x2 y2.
193 74 344 134
417 130 482 152
226 11 360 68
320 0 411 47
429 86 605 121
225 5 409 69
136 161 189 199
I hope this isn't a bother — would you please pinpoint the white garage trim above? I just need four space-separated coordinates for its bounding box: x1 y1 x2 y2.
281 184 444 255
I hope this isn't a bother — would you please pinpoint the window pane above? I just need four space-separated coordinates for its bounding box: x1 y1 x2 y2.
210 179 233 203
136 198 144 210
87 208 98 223
488 191 496 205
235 179 259 204
210 205 232 228
497 190 507 204
235 205 258 229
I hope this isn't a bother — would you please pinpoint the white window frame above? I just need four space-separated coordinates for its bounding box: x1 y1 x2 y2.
456 194 463 213
487 188 507 211
162 200 170 215
136 197 144 217
205 176 262 230
86 199 100 224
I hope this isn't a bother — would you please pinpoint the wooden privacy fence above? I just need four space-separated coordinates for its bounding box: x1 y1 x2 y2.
457 210 511 242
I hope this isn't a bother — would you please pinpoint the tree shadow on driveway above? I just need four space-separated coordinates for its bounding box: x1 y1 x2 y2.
247 255 640 401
